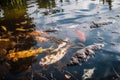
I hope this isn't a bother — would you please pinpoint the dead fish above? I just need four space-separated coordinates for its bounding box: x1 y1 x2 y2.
39 38 71 66
7 47 53 61
67 43 104 66
82 68 95 80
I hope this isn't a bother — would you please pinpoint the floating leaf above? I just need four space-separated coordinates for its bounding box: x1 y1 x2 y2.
75 30 86 42
7 47 53 61
1 26 7 31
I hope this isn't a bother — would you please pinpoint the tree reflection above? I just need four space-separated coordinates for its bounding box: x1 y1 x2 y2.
101 0 112 10
0 0 27 20
0 0 37 79
106 0 112 10
37 0 62 15
37 0 56 9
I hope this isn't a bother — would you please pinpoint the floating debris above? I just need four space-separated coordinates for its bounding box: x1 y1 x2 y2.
111 31 120 34
110 42 116 46
107 17 116 19
39 38 71 66
90 21 113 28
65 74 71 79
44 27 59 32
82 68 95 80
67 25 79 29
95 37 104 41
7 47 53 61
63 70 79 80
67 43 104 66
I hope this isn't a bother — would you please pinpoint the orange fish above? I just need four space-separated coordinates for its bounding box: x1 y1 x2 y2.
29 31 47 36
75 30 86 42
7 47 53 61
35 36 48 42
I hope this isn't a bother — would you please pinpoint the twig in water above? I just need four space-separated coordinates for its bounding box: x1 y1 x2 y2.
50 73 56 80
113 67 120 78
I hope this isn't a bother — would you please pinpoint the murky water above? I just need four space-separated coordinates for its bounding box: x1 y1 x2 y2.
0 0 120 80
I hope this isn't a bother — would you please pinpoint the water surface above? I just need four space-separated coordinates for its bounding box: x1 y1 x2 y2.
0 0 120 80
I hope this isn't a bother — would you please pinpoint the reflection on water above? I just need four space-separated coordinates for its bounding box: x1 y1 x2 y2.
37 0 63 15
100 0 113 10
0 0 114 17
0 0 120 80
0 0 37 79
37 0 56 8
